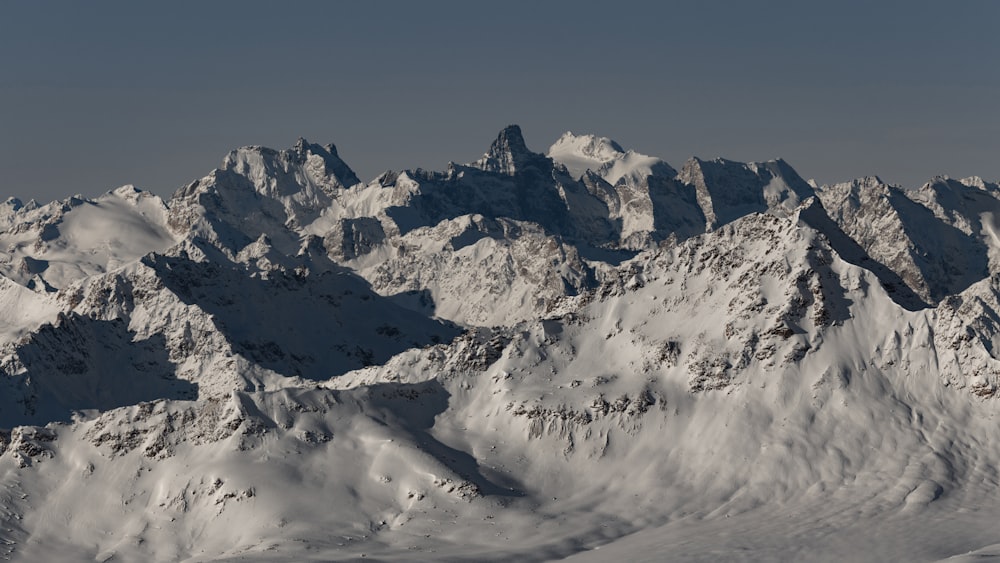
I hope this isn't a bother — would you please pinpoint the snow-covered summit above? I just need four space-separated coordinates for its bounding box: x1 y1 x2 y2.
220 138 361 195
168 138 364 255
548 131 626 178
548 131 677 185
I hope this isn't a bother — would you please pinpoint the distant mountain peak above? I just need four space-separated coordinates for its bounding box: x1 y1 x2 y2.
220 139 361 190
848 175 887 189
550 131 626 161
471 125 547 175
549 131 674 183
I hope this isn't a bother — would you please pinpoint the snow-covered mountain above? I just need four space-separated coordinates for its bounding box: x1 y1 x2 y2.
816 176 989 305
2 126 1000 562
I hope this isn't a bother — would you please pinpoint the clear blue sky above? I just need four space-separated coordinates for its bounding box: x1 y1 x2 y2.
2 1 998 201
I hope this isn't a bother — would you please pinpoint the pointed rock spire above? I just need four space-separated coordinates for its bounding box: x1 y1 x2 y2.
471 125 548 175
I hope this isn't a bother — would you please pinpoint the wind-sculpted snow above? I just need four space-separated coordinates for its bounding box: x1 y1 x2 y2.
2 126 1000 561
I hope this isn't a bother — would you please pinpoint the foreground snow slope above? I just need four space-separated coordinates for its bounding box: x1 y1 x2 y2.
1 127 1000 561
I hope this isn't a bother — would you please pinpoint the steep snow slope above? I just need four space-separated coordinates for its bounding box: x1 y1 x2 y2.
0 277 59 341
548 131 676 186
343 210 1000 561
5 210 997 561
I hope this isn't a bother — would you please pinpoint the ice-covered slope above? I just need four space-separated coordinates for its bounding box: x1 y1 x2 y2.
548 131 627 179
2 127 1000 561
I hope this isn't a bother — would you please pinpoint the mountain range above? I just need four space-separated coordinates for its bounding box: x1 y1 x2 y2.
1 125 1000 561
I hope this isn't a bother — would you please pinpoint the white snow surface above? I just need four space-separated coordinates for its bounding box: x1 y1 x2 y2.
548 131 627 179
0 186 178 290
548 131 673 186
2 128 1000 561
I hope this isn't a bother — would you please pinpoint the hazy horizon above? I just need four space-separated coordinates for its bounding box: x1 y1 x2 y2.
2 0 998 202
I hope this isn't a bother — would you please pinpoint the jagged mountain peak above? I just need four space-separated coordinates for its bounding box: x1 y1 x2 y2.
372 169 399 187
817 174 991 304
911 175 1000 213
677 156 742 187
493 123 528 149
815 176 906 213
678 155 815 229
823 175 890 193
2 197 23 209
220 138 361 191
749 157 809 183
167 138 366 255
681 156 805 180
470 124 549 175
290 136 329 155
111 184 141 196
959 175 996 191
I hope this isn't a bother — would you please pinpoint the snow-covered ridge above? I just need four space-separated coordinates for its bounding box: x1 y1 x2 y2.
0 126 1000 561
0 185 178 291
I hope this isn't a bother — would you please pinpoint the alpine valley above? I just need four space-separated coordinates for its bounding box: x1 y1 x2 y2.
2 125 1000 562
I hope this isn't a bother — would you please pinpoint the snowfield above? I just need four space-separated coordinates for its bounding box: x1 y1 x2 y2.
1 126 1000 561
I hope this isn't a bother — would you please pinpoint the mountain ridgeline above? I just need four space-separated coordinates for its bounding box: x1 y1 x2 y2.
1 126 1000 561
